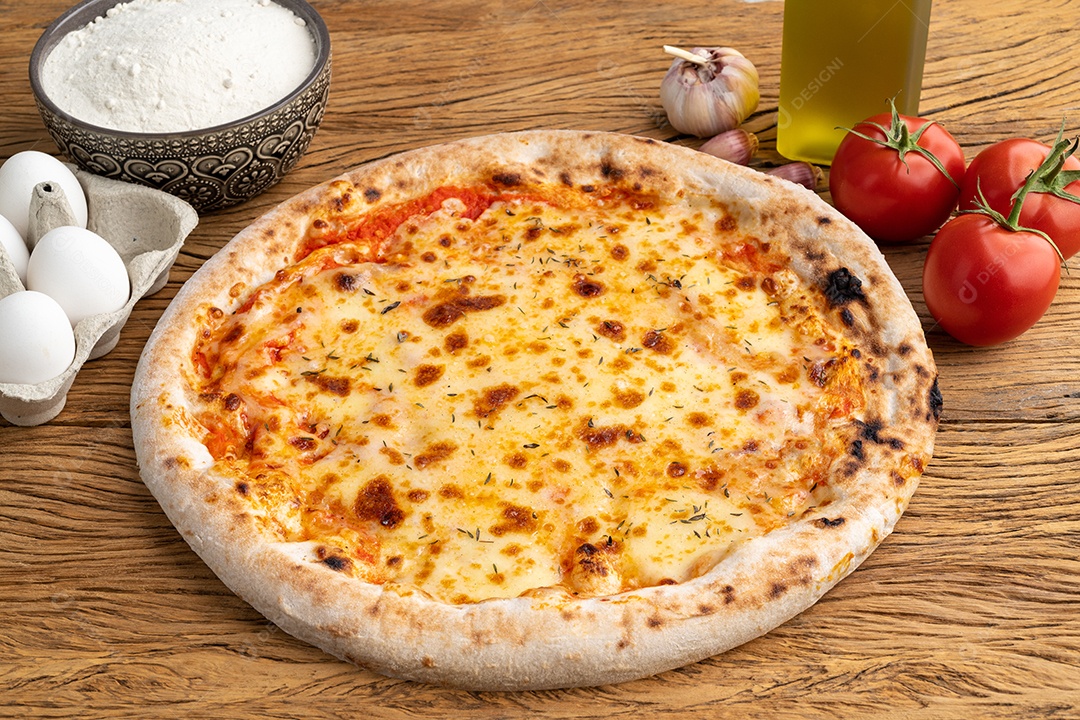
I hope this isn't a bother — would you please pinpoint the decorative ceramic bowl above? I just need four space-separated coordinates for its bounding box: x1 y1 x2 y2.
28 0 331 214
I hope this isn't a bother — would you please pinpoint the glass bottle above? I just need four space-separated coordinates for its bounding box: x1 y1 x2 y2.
777 0 933 165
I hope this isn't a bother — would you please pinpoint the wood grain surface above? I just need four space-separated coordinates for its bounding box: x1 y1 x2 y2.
3 0 1080 717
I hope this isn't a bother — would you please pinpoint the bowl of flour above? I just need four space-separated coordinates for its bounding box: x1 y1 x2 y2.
30 0 331 213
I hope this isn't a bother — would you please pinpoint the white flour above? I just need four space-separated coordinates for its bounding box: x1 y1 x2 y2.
41 0 317 133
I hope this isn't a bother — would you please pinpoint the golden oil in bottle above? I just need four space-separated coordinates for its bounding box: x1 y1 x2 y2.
777 0 932 165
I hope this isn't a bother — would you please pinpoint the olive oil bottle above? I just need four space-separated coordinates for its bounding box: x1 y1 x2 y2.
777 0 932 165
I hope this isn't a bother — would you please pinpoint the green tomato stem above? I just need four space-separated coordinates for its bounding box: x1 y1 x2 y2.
963 155 1067 267
837 98 960 188
1009 137 1065 225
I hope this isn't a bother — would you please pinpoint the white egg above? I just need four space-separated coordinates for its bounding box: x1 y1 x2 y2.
0 151 88 239
27 226 130 327
0 290 77 384
0 213 29 284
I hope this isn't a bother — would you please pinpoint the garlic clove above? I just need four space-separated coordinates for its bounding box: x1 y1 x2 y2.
765 162 825 190
660 46 760 138
699 129 759 166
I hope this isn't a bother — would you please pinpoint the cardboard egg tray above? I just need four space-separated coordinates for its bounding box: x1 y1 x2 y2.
0 166 197 426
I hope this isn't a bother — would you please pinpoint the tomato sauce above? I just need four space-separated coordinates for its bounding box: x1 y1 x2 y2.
297 185 513 260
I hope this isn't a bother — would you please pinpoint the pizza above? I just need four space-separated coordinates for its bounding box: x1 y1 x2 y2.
131 130 940 690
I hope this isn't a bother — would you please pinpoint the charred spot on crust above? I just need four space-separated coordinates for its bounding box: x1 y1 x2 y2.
850 439 865 460
815 517 846 528
600 160 624 180
823 267 866 306
817 215 832 225
332 192 351 212
491 172 522 187
929 377 943 421
235 481 249 496
785 557 818 588
321 555 351 572
840 307 856 326
770 582 788 598
363 187 381 202
855 419 904 450
722 585 736 604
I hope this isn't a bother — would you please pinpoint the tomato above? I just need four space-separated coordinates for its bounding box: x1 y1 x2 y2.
830 111 966 244
922 213 1060 346
958 138 1080 258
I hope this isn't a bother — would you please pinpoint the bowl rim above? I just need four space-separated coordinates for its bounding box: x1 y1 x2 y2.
28 0 332 141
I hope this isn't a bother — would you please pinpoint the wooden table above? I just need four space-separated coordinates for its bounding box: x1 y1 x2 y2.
3 0 1079 716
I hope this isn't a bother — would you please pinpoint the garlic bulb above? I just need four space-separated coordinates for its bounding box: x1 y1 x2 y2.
660 46 759 138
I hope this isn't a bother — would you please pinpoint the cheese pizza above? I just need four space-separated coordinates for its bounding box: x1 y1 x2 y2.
131 130 940 690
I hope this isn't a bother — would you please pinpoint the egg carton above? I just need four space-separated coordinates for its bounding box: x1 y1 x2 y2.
0 165 197 426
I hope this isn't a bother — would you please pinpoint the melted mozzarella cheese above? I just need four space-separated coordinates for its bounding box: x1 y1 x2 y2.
192 189 864 603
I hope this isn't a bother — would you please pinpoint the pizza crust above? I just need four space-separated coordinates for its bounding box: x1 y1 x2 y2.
131 130 938 690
